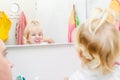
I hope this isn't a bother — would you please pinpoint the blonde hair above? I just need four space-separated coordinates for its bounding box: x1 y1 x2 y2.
90 8 120 23
23 20 43 44
75 9 120 74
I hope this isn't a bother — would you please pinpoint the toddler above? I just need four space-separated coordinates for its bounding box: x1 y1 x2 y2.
69 9 120 80
23 20 54 44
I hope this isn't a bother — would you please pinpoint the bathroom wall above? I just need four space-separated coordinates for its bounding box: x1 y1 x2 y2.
7 44 81 80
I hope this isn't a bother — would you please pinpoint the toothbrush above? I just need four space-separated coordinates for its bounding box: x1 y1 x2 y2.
17 75 25 80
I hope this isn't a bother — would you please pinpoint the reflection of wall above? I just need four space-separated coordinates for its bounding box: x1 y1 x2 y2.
0 0 36 20
86 0 111 18
0 0 36 45
7 44 80 80
36 0 86 43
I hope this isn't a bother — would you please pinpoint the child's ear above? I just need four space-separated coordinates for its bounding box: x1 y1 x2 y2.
77 48 83 58
79 51 83 58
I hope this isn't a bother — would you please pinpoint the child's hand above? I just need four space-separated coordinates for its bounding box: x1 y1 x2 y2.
43 38 55 43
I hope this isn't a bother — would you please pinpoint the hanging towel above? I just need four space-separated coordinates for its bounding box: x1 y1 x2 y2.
109 0 120 31
116 22 120 31
109 0 120 14
0 11 12 42
75 8 80 28
16 12 27 45
68 4 79 42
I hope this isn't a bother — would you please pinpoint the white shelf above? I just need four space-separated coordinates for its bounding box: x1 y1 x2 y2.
6 43 74 48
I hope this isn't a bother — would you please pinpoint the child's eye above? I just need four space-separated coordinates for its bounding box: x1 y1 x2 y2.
38 33 43 36
32 34 36 36
38 34 42 36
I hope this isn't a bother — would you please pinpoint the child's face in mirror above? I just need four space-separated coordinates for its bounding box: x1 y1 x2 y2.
28 27 43 44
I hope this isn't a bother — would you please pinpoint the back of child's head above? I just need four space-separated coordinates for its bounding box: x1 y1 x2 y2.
74 9 120 74
23 20 43 44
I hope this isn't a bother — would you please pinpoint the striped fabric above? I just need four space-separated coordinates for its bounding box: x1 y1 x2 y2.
16 12 27 45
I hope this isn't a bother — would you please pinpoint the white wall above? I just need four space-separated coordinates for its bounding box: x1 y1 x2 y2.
86 0 111 17
7 44 81 80
0 0 36 20
36 0 86 43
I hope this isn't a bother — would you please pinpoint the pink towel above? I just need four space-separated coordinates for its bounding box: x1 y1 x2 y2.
68 4 79 42
116 22 120 31
16 12 27 45
68 5 76 42
68 24 76 42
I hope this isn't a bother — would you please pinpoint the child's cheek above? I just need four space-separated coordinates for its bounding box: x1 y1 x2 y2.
79 50 83 58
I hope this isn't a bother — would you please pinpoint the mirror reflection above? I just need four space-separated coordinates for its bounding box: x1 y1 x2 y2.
23 20 54 44
0 0 87 45
0 0 119 45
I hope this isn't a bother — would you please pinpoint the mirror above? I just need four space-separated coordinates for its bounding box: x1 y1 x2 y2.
0 0 86 45
35 0 86 44
0 0 113 46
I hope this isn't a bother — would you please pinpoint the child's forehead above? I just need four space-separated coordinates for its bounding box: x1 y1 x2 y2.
29 27 42 33
29 25 42 31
